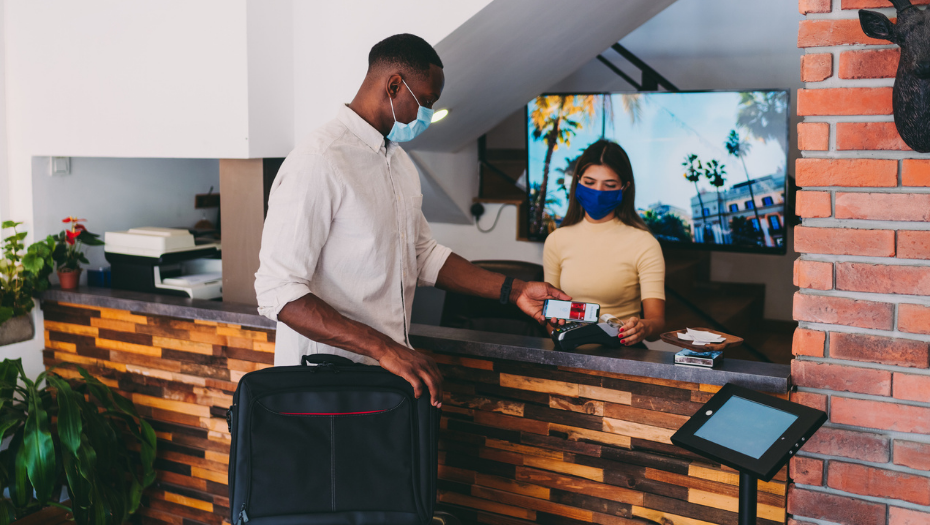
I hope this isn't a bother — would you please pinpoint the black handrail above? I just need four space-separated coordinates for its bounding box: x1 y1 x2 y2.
598 43 679 93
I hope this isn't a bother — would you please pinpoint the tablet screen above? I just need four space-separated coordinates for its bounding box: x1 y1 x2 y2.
694 396 798 459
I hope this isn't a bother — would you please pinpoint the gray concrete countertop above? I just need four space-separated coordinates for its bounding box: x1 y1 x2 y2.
42 287 790 393
410 324 789 393
41 286 277 329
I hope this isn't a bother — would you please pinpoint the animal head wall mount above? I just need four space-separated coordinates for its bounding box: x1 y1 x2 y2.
859 0 930 152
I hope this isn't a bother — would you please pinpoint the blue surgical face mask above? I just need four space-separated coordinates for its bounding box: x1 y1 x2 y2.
386 79 434 142
574 183 624 220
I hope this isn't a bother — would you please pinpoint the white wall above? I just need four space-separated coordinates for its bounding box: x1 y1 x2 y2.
409 144 480 223
0 0 7 222
431 0 803 321
0 0 41 379
432 204 543 263
246 0 294 158
5 1 252 159
31 157 220 276
291 0 493 144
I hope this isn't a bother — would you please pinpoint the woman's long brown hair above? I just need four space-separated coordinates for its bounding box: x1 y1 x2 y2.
560 139 649 231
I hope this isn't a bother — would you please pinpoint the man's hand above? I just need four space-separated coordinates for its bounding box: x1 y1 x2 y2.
277 294 444 408
511 280 571 324
378 344 443 408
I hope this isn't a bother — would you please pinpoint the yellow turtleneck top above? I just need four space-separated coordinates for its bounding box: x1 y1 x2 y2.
543 217 665 320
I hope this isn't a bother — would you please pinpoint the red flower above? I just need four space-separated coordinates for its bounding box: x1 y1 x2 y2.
74 224 86 232
65 230 79 245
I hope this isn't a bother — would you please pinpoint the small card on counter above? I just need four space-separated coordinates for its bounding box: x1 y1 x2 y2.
675 348 724 368
676 328 726 346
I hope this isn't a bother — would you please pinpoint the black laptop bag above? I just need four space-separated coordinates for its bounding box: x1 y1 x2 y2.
227 354 440 525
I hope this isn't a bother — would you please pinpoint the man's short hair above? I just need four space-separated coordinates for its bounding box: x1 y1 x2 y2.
368 34 443 79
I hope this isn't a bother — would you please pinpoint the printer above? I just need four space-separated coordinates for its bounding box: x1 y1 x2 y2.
104 227 222 300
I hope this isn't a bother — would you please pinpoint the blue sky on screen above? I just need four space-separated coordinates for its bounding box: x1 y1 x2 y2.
527 92 788 221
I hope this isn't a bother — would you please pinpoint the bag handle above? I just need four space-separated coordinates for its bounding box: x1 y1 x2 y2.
301 354 357 367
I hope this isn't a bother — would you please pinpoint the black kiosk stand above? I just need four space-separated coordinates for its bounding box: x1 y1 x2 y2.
671 383 827 525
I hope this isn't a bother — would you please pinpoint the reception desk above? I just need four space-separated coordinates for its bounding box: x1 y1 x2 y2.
39 288 790 525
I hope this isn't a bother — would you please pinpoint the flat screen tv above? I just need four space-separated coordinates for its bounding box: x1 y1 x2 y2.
525 90 789 254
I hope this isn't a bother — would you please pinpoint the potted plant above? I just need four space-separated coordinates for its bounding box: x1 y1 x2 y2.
52 218 104 290
0 222 56 346
0 359 156 525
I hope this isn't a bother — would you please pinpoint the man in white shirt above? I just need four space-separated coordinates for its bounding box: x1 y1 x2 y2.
255 34 568 409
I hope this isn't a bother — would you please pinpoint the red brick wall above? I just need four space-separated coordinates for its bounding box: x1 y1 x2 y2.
791 0 930 523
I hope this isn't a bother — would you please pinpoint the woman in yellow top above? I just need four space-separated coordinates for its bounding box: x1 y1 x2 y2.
544 140 665 347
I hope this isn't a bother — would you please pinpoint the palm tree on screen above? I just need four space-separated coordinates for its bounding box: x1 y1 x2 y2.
736 92 789 154
683 154 706 224
530 95 596 234
703 159 728 241
725 129 763 244
619 94 645 125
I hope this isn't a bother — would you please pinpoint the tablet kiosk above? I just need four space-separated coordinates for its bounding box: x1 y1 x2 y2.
671 383 826 525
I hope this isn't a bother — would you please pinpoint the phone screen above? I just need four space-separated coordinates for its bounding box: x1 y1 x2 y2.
544 300 600 323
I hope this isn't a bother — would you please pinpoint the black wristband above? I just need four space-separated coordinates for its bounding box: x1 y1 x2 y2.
499 276 515 305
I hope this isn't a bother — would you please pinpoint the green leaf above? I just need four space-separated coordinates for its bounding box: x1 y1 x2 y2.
61 437 92 512
74 432 97 489
128 477 143 515
91 485 110 525
23 383 57 503
0 359 20 401
29 243 51 258
1 221 19 229
77 369 115 411
8 430 33 509
139 419 157 486
77 231 104 246
0 308 13 327
21 253 43 274
10 359 32 389
0 499 15 525
0 415 23 444
47 376 82 454
107 482 127 525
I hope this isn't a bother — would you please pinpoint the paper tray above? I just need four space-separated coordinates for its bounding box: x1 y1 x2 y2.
659 328 743 352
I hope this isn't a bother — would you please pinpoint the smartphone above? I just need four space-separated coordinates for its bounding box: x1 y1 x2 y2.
542 300 600 323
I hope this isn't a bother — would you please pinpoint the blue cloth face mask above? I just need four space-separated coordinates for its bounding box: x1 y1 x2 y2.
574 183 624 220
386 79 433 142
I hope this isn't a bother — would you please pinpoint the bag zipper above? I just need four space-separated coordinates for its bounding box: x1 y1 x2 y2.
277 409 388 416
228 403 239 524
236 503 249 525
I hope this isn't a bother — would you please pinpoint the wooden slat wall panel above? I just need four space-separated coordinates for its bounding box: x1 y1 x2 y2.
42 301 275 525
424 351 788 525
42 301 788 525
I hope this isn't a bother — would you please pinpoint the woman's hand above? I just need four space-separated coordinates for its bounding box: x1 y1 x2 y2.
619 316 646 346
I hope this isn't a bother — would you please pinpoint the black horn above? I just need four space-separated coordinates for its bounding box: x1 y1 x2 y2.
890 0 915 12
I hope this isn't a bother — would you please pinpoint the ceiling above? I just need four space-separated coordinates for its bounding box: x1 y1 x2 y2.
406 0 679 152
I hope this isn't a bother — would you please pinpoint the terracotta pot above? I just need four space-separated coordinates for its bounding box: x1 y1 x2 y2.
58 268 82 290
0 315 34 346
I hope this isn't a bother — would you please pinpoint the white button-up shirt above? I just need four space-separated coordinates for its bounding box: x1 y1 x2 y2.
255 106 452 366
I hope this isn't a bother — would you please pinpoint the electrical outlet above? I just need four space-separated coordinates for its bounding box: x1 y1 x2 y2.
50 157 70 176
